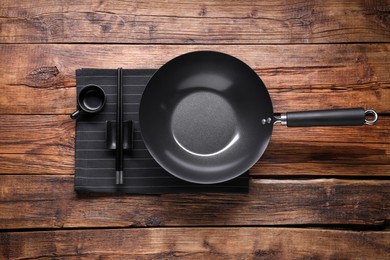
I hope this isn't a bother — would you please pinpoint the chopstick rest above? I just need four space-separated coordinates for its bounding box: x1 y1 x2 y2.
105 120 133 185
105 120 134 151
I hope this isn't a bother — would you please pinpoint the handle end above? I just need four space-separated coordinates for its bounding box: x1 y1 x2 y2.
364 109 378 125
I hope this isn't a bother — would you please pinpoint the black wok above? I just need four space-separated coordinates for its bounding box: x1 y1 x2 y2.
139 51 378 184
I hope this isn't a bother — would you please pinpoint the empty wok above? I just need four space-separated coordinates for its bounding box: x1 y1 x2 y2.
139 51 378 184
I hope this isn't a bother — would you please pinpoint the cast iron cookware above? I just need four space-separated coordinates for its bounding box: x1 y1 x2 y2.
139 51 378 184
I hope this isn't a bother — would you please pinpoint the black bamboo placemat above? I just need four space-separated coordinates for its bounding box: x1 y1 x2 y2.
74 69 249 194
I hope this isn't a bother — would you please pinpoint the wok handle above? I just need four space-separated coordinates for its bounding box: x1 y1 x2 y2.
275 108 378 127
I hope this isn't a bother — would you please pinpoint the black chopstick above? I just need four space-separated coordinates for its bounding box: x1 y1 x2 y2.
116 68 124 184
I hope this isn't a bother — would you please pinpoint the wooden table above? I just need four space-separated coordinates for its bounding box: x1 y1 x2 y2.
1 0 389 258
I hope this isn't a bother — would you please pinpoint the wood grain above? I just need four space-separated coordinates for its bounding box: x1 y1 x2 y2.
0 154 73 174
1 115 387 176
0 176 388 229
1 0 390 44
1 228 390 259
0 0 389 256
0 115 74 155
0 44 389 114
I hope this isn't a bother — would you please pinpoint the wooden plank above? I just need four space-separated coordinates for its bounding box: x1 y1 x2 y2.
0 115 74 174
0 115 388 176
0 44 389 115
0 115 74 155
0 154 73 174
1 0 390 44
1 228 390 259
0 176 388 229
253 163 390 176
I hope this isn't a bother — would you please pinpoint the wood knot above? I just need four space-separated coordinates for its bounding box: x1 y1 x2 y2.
254 249 280 258
145 215 163 226
101 24 112 32
27 66 59 80
199 6 207 17
25 66 63 88
250 8 258 17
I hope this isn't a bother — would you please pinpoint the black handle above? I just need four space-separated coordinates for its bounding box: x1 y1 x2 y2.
70 109 81 120
286 108 367 127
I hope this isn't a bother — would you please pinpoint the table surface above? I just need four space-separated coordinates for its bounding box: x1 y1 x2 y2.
0 0 389 259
